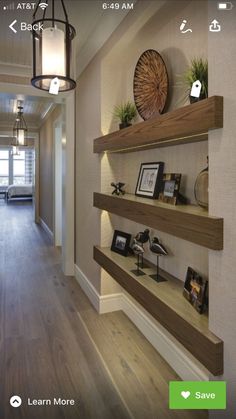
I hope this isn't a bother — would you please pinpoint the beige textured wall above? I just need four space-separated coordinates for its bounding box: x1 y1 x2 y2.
101 0 208 289
208 2 236 417
39 106 61 231
76 0 208 294
75 62 102 292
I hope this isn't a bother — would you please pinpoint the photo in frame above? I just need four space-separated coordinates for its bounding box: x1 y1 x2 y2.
135 162 164 199
111 230 132 257
183 267 208 314
159 173 181 205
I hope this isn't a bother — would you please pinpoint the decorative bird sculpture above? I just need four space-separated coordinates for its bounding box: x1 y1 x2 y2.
149 237 168 256
134 229 150 269
149 237 168 282
131 238 145 276
111 182 125 196
135 228 150 244
132 238 145 255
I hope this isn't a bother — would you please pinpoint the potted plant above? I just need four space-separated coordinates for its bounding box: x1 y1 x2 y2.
183 58 208 104
113 101 137 129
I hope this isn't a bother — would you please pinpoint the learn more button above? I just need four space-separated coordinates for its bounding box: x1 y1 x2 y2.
169 381 226 410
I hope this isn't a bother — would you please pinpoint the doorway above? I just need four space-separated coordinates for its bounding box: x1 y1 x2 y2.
0 84 75 276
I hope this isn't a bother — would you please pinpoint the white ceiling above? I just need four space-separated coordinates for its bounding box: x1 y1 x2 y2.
0 93 54 130
0 0 131 126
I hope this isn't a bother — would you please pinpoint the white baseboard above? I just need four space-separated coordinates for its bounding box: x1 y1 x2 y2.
74 264 209 382
100 292 123 314
74 264 100 312
39 217 53 241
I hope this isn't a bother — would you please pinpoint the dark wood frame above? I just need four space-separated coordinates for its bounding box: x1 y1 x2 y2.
159 173 181 205
111 230 131 257
135 162 164 199
183 267 208 314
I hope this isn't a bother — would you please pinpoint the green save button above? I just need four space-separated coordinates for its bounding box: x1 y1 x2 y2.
169 381 226 410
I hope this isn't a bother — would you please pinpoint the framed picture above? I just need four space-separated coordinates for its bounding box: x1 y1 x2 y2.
111 230 132 257
159 173 181 205
135 162 164 199
183 267 208 314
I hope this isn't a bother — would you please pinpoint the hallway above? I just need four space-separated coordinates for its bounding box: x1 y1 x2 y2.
0 203 207 419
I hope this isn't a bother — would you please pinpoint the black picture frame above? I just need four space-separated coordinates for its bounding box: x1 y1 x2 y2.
135 162 164 199
183 267 208 314
159 173 182 205
111 230 132 257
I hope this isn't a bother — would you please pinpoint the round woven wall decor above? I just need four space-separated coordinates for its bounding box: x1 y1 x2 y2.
133 49 168 120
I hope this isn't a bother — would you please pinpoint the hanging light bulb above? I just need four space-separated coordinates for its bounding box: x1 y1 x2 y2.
12 105 28 148
17 129 25 146
31 0 76 92
42 27 66 88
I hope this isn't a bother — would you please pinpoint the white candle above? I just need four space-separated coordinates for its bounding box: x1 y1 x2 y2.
42 27 65 88
17 129 25 146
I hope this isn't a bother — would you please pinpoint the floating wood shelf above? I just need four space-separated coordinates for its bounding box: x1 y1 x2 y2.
94 96 223 153
94 193 223 250
94 246 223 375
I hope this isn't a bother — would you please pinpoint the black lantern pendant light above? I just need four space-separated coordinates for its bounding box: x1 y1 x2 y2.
31 0 76 92
12 106 28 148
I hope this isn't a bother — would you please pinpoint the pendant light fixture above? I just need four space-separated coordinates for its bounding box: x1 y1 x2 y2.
31 0 76 92
12 105 28 148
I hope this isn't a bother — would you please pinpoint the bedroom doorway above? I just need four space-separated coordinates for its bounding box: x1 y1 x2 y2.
2 146 35 210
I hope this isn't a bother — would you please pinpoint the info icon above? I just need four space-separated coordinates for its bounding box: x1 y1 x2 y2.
10 395 22 408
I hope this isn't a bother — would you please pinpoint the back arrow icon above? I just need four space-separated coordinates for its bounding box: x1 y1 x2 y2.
9 20 17 33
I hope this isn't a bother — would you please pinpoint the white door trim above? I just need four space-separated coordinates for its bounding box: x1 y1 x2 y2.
53 115 63 247
34 133 40 224
61 92 75 275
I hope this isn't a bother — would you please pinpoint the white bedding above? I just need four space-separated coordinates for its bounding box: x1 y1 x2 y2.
7 184 33 198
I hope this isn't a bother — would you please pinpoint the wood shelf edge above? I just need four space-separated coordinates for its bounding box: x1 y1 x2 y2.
94 246 223 375
94 96 223 154
94 193 224 250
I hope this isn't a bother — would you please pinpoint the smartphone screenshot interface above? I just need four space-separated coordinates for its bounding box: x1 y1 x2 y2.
0 0 235 418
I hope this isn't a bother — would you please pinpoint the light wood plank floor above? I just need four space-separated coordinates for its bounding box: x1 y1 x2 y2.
0 202 208 419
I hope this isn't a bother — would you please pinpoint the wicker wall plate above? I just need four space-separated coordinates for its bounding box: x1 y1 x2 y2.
133 49 168 120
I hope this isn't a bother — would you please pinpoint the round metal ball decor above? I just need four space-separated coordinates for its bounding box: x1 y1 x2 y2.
133 49 169 120
31 0 76 92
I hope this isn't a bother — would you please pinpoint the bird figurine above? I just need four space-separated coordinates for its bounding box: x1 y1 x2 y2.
135 229 150 244
132 238 145 255
149 237 168 282
131 238 145 277
111 182 125 196
134 229 150 269
149 237 168 256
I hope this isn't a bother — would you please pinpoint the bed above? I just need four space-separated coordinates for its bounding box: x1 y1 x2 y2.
7 184 33 201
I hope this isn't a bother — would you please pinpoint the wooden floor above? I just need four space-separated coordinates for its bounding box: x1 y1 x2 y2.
0 202 208 419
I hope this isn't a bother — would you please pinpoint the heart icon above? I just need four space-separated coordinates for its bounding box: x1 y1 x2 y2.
181 391 190 399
